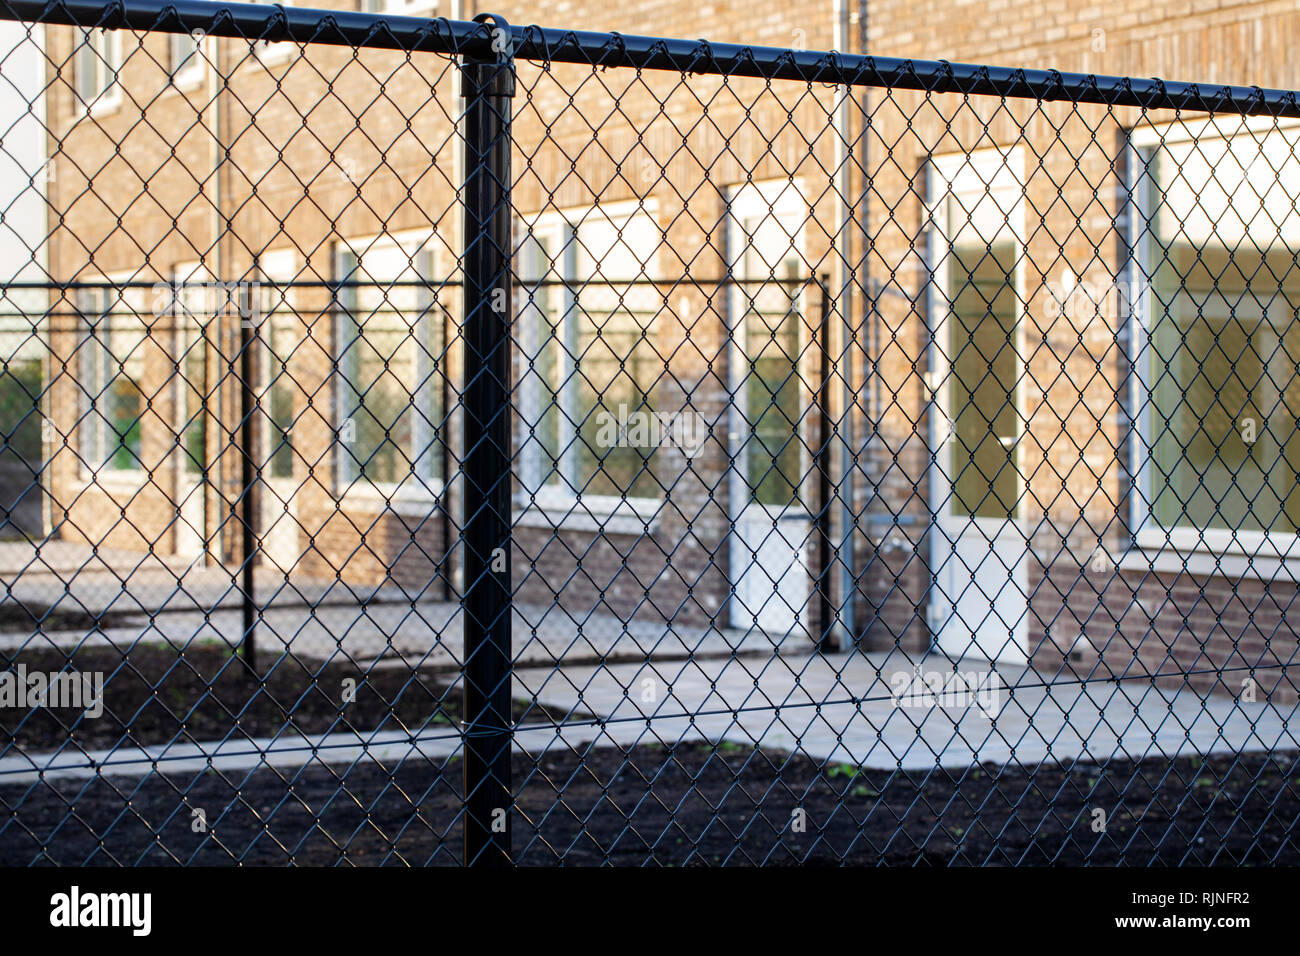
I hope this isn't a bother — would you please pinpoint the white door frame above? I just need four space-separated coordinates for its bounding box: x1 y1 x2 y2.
257 249 301 573
726 179 813 636
172 262 210 565
924 148 1030 664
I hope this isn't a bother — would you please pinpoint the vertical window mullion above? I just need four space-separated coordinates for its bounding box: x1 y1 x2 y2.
518 232 543 496
336 250 360 489
414 247 438 487
101 288 115 472
560 223 579 492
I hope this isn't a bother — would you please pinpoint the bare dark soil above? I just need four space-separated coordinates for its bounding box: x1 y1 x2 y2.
2 741 1296 866
0 602 137 634
1 645 571 751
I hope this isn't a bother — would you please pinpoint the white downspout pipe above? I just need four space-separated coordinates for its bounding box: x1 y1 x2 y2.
204 30 222 566
831 0 856 649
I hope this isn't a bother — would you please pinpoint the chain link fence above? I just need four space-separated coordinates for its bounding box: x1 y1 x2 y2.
0 0 1297 865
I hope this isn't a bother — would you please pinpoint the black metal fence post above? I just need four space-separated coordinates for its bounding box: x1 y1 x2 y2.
238 283 258 672
814 275 836 653
461 15 515 867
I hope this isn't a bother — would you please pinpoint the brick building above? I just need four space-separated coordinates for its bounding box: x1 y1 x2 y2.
26 0 1300 702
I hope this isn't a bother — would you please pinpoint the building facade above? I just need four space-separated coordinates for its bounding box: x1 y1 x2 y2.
27 0 1300 703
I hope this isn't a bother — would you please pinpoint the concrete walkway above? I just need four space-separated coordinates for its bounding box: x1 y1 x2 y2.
0 542 777 666
3 542 1295 785
2 650 1293 785
0 598 778 670
515 650 1298 768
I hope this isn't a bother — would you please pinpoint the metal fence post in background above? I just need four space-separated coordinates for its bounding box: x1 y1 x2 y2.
460 15 516 867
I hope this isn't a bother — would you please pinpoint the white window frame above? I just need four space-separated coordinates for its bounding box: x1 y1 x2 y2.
250 19 297 68
333 228 448 508
516 199 664 532
76 28 123 115
252 37 296 67
1127 116 1300 565
360 0 439 14
77 272 148 484
168 29 206 91
251 0 297 68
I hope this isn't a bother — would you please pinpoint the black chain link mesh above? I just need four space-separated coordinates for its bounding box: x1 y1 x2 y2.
0 0 1297 865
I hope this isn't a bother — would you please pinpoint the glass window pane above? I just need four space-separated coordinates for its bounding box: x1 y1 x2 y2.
1147 128 1300 535
79 287 145 473
353 327 413 485
170 33 193 74
414 248 446 485
1151 242 1300 532
339 241 444 486
575 305 658 498
77 32 102 102
744 252 802 508
268 313 296 480
569 210 660 499
949 241 1018 519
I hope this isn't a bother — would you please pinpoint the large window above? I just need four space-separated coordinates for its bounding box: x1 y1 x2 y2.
335 235 447 492
1136 120 1300 545
0 302 43 494
518 202 663 505
78 282 146 475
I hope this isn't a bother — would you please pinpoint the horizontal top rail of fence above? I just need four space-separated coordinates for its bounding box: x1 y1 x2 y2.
0 0 1297 114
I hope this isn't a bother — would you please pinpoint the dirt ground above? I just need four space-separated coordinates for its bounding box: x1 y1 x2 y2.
2 740 1296 865
3 644 1297 866
1 645 572 750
